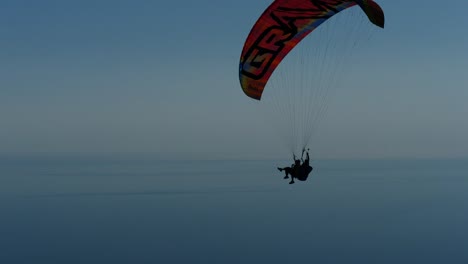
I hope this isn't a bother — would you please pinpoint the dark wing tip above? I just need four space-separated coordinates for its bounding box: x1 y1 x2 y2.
359 0 385 29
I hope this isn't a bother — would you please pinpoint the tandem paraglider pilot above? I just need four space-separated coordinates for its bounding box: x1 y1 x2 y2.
278 149 313 184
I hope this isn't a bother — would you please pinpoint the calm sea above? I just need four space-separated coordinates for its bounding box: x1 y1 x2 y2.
1 155 467 264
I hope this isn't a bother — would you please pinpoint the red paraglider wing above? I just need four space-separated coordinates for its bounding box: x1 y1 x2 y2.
239 0 384 100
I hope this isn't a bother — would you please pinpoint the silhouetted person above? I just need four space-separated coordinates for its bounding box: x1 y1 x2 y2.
278 149 313 184
277 164 293 179
295 150 313 182
278 158 301 180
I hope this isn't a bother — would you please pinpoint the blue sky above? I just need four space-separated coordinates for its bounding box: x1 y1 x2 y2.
1 0 467 159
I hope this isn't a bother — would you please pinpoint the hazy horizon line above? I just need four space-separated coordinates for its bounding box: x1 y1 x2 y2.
1 151 467 161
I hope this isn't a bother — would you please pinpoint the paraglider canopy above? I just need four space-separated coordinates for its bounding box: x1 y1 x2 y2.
239 0 385 100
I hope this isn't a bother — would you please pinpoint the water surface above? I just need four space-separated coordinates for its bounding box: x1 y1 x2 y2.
1 156 467 263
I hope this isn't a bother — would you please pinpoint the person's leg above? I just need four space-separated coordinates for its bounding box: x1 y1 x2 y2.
278 167 291 179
